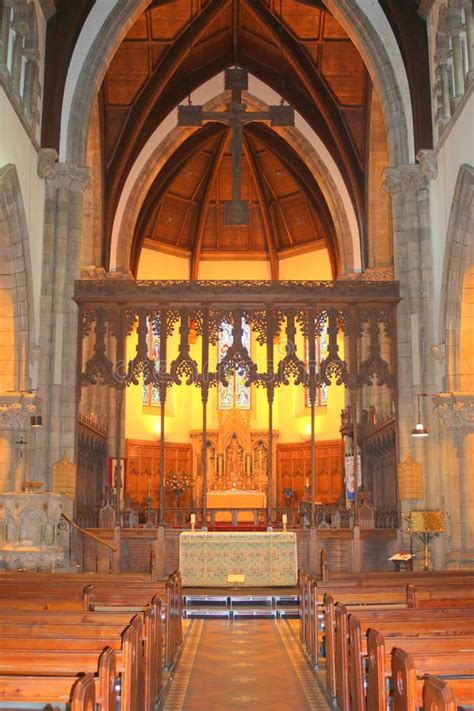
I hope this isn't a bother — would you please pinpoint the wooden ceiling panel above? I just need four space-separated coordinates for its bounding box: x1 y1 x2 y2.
256 148 298 198
150 0 191 41
125 13 149 40
151 44 169 67
279 194 315 244
320 43 365 105
155 194 188 243
277 0 322 40
104 108 129 161
202 205 218 251
104 45 150 106
176 203 198 248
170 152 209 199
220 223 250 251
341 107 367 161
322 14 349 39
249 204 266 252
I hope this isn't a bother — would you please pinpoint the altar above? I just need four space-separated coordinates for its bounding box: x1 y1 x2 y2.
207 490 266 523
179 531 297 587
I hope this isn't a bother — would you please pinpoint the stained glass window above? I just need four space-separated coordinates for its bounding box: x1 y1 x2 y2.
143 318 161 407
305 323 328 407
218 319 251 410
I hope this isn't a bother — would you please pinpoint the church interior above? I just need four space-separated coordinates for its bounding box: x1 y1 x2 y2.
0 0 473 708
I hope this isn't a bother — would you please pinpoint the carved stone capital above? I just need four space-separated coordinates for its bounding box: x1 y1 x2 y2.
416 149 438 181
433 393 474 430
0 393 39 429
382 164 429 194
37 148 58 178
42 160 91 193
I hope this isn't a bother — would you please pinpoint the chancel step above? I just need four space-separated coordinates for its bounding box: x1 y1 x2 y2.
182 589 299 620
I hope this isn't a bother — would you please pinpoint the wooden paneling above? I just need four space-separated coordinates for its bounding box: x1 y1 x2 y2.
277 439 343 507
125 439 192 508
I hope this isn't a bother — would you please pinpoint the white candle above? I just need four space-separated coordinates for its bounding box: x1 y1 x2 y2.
282 514 287 525
305 477 309 488
190 513 196 524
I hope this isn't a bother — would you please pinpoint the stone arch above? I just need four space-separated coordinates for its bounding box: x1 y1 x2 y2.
61 0 413 169
110 82 359 276
0 163 35 392
22 2 40 126
440 164 474 392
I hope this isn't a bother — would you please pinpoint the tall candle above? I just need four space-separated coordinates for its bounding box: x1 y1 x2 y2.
282 514 287 525
190 513 196 524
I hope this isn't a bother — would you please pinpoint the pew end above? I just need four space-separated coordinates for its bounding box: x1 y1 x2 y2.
423 675 457 711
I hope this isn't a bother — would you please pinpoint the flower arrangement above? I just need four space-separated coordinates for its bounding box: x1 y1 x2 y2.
166 471 192 494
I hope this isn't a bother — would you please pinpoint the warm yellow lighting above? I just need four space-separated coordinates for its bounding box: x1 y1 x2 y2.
152 420 162 436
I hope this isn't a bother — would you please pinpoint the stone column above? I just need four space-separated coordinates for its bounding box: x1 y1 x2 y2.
435 50 453 130
383 157 438 524
465 0 474 81
434 393 474 568
37 153 91 489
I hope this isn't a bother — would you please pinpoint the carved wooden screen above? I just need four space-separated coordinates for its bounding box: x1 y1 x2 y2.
125 439 192 507
277 440 343 506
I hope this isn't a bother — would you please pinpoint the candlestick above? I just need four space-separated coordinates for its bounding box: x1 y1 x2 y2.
148 478 152 497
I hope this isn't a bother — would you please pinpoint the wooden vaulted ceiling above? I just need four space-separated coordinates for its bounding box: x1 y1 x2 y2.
100 0 371 270
132 121 338 278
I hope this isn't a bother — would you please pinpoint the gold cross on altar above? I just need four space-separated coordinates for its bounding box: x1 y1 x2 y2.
178 67 295 225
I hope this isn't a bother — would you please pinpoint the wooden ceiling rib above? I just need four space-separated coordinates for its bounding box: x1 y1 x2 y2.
101 0 373 264
133 119 335 277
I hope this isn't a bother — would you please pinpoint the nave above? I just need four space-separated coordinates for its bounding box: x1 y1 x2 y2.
163 618 330 711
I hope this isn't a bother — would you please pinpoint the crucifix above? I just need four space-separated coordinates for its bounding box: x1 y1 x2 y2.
178 67 294 225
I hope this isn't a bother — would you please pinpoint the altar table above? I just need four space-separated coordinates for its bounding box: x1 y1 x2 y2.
207 490 266 523
179 531 297 587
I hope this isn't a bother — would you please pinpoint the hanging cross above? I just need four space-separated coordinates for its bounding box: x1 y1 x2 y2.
178 67 294 225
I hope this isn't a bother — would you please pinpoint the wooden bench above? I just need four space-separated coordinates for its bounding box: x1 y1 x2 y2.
423 675 459 711
324 595 473 705
0 672 97 710
0 616 141 711
391 647 474 710
348 613 474 711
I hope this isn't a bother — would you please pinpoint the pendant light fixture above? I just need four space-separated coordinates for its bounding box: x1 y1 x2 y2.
411 393 429 438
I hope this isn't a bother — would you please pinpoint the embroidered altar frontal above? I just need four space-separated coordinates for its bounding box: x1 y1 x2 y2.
179 531 298 587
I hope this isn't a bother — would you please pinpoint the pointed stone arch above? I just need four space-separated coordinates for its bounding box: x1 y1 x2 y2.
61 0 413 170
0 162 35 392
440 164 474 392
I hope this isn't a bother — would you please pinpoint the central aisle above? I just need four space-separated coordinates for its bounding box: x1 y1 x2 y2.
163 619 331 710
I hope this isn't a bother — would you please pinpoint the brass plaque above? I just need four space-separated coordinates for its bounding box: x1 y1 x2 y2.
410 510 444 533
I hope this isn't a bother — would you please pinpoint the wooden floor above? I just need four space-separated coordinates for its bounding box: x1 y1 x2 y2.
162 619 331 710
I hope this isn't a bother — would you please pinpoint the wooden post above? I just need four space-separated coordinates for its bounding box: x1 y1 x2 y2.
267 396 273 529
201 396 208 530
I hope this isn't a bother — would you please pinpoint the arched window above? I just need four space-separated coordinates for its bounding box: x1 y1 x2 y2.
305 324 328 407
218 320 251 410
0 1 40 131
142 318 161 407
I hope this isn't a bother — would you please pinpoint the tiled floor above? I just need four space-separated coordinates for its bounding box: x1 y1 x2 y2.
162 619 331 710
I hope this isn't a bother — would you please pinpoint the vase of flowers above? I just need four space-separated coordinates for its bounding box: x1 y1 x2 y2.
167 471 192 507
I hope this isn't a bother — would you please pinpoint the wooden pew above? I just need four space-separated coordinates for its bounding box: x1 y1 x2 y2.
0 617 141 711
348 615 474 711
324 594 473 707
408 582 474 608
301 572 474 668
391 647 474 710
0 672 97 710
423 675 457 711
